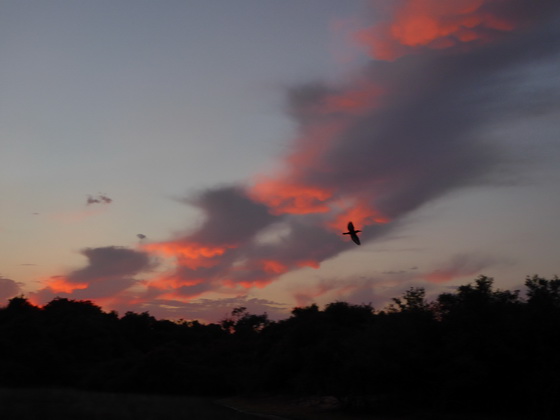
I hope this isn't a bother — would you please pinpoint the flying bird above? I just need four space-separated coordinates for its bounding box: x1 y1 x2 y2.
343 221 361 245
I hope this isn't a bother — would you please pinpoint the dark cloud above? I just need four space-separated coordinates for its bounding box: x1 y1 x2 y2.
72 277 139 300
0 276 24 301
32 246 157 303
137 187 282 297
70 247 154 282
87 194 112 205
294 15 560 220
185 186 278 245
144 196 360 296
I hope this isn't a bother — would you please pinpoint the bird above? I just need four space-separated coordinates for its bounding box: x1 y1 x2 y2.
343 221 361 245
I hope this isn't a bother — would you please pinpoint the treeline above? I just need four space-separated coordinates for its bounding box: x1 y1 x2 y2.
1 275 560 418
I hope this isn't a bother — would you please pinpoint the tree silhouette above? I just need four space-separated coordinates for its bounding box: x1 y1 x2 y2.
525 275 560 311
221 306 270 336
2 275 560 418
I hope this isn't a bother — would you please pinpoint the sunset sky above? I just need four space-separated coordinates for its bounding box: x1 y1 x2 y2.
2 0 559 322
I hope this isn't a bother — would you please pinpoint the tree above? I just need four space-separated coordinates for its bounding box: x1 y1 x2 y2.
388 287 428 312
221 306 270 335
525 275 560 310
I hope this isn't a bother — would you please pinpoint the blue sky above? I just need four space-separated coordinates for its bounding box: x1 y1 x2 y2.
1 0 559 322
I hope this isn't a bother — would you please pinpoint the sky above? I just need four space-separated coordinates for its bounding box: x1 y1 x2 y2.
1 0 560 322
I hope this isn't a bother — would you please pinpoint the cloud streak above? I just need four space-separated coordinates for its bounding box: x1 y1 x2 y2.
423 253 510 284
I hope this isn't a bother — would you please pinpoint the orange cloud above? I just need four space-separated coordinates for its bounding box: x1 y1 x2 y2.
148 275 205 291
249 77 388 228
328 199 390 232
144 241 234 259
44 276 89 293
144 240 238 270
262 259 288 274
250 177 333 215
249 83 385 222
356 0 517 60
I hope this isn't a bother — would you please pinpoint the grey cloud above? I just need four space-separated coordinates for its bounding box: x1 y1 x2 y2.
286 4 560 222
184 186 278 245
87 194 112 205
248 218 344 263
69 246 155 283
73 277 139 300
0 277 24 301
32 246 157 304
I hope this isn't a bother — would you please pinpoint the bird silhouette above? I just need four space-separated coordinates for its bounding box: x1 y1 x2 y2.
343 221 361 245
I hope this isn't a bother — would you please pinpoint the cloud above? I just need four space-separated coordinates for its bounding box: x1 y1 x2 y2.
138 185 371 304
288 253 510 308
87 194 112 205
31 246 157 303
252 7 560 225
30 1 560 319
114 296 289 323
142 186 281 294
0 277 24 301
422 253 510 283
290 271 421 309
142 186 390 301
356 0 560 61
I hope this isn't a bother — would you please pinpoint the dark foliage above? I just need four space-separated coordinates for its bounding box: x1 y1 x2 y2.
2 275 560 418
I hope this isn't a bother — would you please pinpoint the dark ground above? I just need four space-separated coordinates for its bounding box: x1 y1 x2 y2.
0 388 263 420
0 388 533 420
